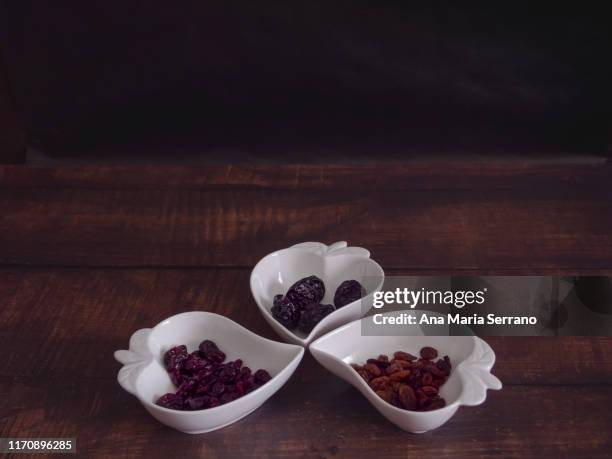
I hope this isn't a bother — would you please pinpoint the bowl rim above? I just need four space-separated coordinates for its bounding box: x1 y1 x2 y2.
117 311 305 416
309 315 498 416
250 241 385 344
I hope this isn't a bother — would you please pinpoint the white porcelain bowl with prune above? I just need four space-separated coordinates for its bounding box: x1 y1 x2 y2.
250 241 385 346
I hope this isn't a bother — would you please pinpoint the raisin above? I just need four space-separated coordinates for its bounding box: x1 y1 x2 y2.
420 346 438 360
360 346 449 411
370 376 390 390
394 351 417 361
286 275 325 309
356 369 370 382
398 385 417 410
364 363 382 378
367 358 390 369
436 356 452 375
385 363 401 375
425 398 446 411
389 370 411 382
421 385 438 396
334 280 365 308
375 388 394 404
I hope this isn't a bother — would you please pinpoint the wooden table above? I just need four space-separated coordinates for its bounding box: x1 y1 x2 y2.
1 163 611 458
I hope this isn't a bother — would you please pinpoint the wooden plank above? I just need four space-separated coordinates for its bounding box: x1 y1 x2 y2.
1 163 611 190
1 268 610 385
1 377 610 458
0 60 25 164
1 186 611 269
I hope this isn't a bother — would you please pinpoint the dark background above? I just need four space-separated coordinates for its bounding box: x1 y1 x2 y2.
1 2 611 162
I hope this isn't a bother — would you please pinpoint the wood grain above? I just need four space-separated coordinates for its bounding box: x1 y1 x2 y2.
1 163 611 190
1 164 611 458
1 186 611 269
1 377 611 459
1 268 610 385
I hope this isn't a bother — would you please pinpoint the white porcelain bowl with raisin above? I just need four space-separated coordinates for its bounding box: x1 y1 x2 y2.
250 241 385 346
310 312 502 433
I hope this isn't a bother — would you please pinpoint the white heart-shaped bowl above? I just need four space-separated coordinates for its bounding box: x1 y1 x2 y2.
310 312 502 433
114 311 304 434
250 241 385 346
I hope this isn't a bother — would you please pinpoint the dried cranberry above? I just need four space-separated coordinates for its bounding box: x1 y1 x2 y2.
185 396 209 410
164 345 188 371
286 276 325 309
156 393 184 410
334 280 365 308
169 368 184 386
159 339 272 410
177 377 198 397
240 367 252 380
243 376 256 392
271 296 300 329
254 369 272 383
218 366 238 383
220 392 237 404
210 382 226 397
183 354 207 372
297 303 335 332
235 381 245 395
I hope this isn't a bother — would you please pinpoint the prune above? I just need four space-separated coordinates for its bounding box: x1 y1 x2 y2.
271 296 300 329
286 276 325 309
156 393 184 409
334 280 365 308
164 345 188 371
297 303 334 333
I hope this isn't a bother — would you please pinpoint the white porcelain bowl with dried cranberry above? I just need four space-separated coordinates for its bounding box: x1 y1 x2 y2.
310 312 502 433
250 241 385 346
114 311 304 434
